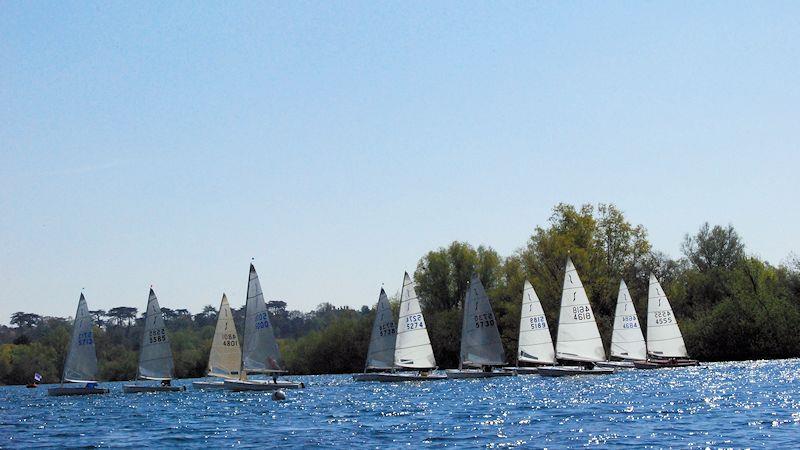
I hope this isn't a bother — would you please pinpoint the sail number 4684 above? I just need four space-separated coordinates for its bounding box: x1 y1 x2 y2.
406 314 425 330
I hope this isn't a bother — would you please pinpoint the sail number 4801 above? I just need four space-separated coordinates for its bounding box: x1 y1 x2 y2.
406 314 425 330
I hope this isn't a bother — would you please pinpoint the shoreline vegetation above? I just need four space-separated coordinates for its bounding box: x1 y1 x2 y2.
2 203 798 386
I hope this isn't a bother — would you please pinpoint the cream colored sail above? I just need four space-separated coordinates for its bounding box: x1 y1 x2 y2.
138 289 175 380
208 293 241 378
610 280 646 361
459 274 505 367
241 264 283 375
646 274 689 358
555 257 606 362
517 280 555 364
394 272 437 369
62 293 100 383
365 288 396 370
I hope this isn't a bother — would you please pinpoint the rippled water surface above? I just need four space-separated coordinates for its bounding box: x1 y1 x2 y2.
2 359 800 448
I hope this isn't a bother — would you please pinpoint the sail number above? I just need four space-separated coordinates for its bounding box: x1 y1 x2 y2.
572 306 592 321
255 312 271 329
474 313 495 328
529 315 547 330
379 321 397 337
77 331 94 345
405 314 425 330
654 310 673 325
622 315 639 329
148 328 167 344
222 333 238 347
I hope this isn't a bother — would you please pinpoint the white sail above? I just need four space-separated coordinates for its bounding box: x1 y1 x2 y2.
517 280 555 364
138 289 175 380
610 280 646 361
555 257 606 362
62 293 100 383
364 288 397 370
394 272 437 369
646 274 689 358
459 274 506 367
207 293 242 378
241 264 283 374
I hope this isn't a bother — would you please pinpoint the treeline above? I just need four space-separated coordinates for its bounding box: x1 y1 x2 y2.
2 203 799 384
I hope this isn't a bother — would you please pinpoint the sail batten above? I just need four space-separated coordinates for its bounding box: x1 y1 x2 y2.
646 274 689 358
240 264 283 375
459 274 506 368
517 281 555 364
555 257 606 363
610 280 647 361
137 289 175 380
62 293 100 384
364 288 397 370
207 294 242 378
393 273 437 369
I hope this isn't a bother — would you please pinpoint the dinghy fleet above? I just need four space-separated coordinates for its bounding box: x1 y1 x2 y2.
46 256 697 397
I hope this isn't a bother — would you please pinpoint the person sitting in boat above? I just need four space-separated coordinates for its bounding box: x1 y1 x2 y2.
161 379 171 387
272 375 278 383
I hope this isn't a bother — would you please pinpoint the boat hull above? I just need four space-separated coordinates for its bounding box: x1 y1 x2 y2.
123 384 186 393
192 380 226 389
503 365 554 375
353 373 393 382
48 386 110 396
223 379 305 391
446 369 514 379
371 372 447 382
595 360 639 369
634 359 700 370
538 366 614 377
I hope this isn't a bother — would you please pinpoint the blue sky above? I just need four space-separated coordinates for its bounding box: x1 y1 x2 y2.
2 2 798 323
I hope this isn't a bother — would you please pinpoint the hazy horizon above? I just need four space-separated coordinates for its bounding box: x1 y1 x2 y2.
2 2 798 324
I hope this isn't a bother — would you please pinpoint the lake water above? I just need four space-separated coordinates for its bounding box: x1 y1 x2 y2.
2 359 799 448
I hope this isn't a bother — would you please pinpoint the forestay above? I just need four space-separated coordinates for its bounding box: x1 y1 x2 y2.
517 281 555 364
555 257 606 362
394 272 437 369
365 288 396 370
460 274 506 368
62 293 100 383
610 280 647 361
208 294 241 378
138 289 175 380
646 274 689 358
241 264 283 374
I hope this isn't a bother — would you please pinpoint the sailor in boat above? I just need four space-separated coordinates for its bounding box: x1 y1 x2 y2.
161 379 171 387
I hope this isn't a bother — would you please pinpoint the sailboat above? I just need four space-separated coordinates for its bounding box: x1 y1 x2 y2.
596 280 646 369
447 274 512 379
634 274 699 369
372 272 445 382
193 294 242 389
48 293 109 396
504 280 556 374
539 257 614 377
353 288 397 381
223 264 305 391
123 288 186 393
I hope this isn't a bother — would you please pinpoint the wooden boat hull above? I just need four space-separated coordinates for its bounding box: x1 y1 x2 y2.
371 372 447 382
538 366 614 377
634 359 700 370
595 360 639 369
48 386 110 396
223 379 305 391
446 369 515 379
123 384 186 393
192 380 226 389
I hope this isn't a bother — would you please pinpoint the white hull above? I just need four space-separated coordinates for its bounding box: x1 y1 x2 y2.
123 384 186 393
192 380 226 389
595 360 639 369
371 372 446 382
538 366 614 377
48 386 109 396
446 369 514 379
223 379 305 391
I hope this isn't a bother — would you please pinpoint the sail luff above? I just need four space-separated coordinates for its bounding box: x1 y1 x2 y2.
610 280 647 361
364 288 397 371
555 257 606 363
517 281 555 365
393 272 437 370
459 274 506 367
646 274 689 358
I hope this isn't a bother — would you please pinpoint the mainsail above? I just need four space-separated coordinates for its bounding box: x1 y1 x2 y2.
555 257 606 362
610 280 646 361
241 264 283 375
517 280 555 365
207 293 241 378
364 288 397 370
459 274 506 368
62 293 100 383
646 274 689 358
138 289 175 380
394 272 437 369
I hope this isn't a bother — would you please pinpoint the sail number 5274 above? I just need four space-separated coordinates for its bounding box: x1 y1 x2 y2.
406 314 425 330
